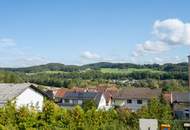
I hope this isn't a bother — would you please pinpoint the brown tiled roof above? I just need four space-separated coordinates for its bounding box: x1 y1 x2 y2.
55 88 70 97
103 89 118 102
113 87 162 99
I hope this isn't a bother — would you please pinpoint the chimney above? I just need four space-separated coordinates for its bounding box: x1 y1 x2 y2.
188 55 190 90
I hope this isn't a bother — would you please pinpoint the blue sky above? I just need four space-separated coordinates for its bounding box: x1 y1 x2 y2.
0 0 190 67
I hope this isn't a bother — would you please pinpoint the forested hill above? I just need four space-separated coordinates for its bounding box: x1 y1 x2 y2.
83 62 188 72
0 63 80 73
0 62 189 89
0 62 188 73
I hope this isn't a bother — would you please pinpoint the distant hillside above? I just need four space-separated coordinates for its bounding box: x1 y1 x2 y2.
0 62 188 73
83 62 188 72
0 63 80 73
0 62 188 88
82 62 139 69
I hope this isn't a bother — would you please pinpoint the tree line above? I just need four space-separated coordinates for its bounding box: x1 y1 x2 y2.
0 98 183 130
0 62 188 73
0 70 188 92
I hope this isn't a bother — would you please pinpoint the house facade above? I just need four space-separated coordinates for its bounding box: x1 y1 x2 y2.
61 91 108 109
0 83 46 111
112 88 162 112
164 92 190 120
113 98 149 111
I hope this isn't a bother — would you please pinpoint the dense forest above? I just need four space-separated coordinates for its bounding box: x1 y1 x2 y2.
0 62 189 91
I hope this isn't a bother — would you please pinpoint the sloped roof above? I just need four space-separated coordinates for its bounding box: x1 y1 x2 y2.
172 92 190 103
70 86 118 102
63 91 103 105
113 87 162 99
0 83 46 103
55 88 70 97
64 91 100 99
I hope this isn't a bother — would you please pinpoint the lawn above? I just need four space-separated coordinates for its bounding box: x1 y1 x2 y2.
100 68 164 74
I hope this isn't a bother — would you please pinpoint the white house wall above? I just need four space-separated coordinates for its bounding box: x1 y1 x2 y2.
125 99 148 112
15 87 44 111
114 99 148 112
97 95 107 109
139 119 158 130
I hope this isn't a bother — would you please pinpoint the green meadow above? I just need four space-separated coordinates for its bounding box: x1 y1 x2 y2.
100 68 165 74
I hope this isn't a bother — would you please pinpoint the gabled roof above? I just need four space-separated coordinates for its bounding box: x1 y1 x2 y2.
64 91 101 99
113 88 162 99
172 92 190 103
55 88 67 97
63 91 103 105
0 83 47 104
70 86 118 102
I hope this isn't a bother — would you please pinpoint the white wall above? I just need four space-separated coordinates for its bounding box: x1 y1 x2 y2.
125 99 148 112
113 99 148 112
61 95 108 110
139 119 158 130
15 87 44 111
97 95 107 109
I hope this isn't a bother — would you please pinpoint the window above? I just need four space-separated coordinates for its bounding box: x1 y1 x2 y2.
127 99 132 104
64 99 69 103
78 100 83 105
185 113 190 119
35 101 39 107
73 100 78 104
137 100 142 104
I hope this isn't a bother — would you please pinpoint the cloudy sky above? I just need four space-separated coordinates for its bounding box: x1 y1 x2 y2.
0 0 190 67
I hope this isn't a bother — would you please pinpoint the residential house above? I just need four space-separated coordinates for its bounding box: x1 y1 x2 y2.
164 92 190 120
61 91 107 109
45 86 117 109
46 88 70 103
112 88 162 112
0 83 46 111
71 86 118 107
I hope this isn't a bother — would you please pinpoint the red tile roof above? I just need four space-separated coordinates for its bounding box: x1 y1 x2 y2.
55 88 70 97
163 93 172 103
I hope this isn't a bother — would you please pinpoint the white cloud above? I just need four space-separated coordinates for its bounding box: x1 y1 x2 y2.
79 51 133 64
13 57 49 67
149 56 186 64
81 51 101 60
154 57 163 62
153 19 190 45
133 18 190 57
0 38 16 47
0 37 49 67
133 40 169 56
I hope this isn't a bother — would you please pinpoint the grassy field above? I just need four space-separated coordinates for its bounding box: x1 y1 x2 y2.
27 68 165 75
100 68 165 74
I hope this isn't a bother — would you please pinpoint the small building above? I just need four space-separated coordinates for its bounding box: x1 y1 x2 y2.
61 91 108 109
112 88 162 112
139 119 158 130
171 92 190 120
0 83 46 111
